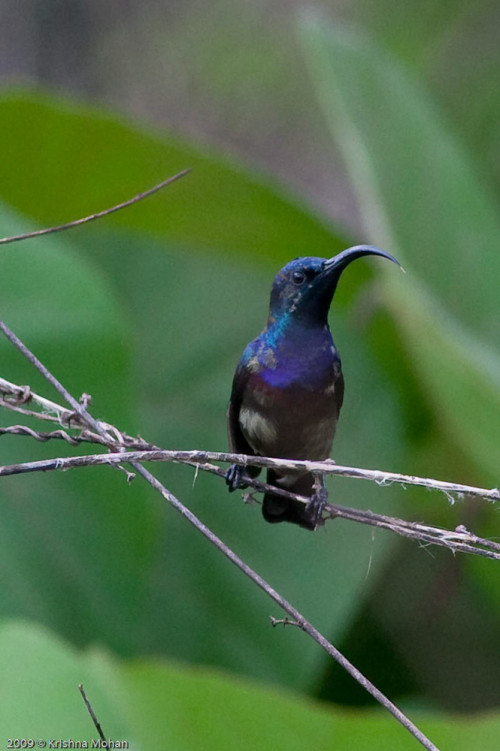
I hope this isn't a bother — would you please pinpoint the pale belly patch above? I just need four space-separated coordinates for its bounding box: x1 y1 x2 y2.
239 407 277 447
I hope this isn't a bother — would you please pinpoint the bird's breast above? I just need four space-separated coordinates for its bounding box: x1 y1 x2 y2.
235 324 343 459
239 405 277 445
238 367 341 461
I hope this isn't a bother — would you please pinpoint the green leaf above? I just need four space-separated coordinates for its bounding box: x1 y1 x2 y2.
347 0 491 68
70 228 408 689
3 619 500 751
0 204 129 417
384 274 500 480
299 16 500 480
299 19 500 686
299 18 500 338
0 205 161 655
0 89 342 264
0 91 408 694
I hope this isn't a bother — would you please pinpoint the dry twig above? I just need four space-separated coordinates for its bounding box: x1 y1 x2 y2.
2 373 499 564
78 684 106 742
1 445 498 562
1 376 497 503
0 170 190 246
0 319 440 751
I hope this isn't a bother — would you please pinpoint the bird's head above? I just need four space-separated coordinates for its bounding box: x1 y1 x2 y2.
268 245 401 327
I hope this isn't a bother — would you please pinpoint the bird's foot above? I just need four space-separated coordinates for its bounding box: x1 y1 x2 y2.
225 464 249 492
305 474 328 529
242 491 259 507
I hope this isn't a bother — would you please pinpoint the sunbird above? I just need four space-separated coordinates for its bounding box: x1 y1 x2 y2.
226 245 400 530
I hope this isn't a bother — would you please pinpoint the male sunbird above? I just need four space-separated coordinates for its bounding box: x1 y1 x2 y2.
225 245 400 530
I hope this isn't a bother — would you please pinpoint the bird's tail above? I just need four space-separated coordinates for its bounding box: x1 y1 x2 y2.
262 470 320 530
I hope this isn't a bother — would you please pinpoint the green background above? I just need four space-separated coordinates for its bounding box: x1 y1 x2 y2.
0 3 499 748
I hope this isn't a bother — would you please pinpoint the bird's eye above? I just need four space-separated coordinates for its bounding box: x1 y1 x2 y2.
292 270 306 285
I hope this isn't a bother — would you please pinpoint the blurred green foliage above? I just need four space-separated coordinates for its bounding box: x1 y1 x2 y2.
0 6 499 749
4 621 500 750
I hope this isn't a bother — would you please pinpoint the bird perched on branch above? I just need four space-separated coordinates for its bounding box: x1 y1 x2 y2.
225 245 401 530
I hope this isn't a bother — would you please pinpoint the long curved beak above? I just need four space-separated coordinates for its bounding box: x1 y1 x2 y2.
324 244 403 274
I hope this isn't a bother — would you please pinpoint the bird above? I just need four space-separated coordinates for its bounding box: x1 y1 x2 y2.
225 244 401 530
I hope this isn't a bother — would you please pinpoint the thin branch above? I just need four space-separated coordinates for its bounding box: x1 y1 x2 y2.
2 398 500 559
2 380 499 559
2 379 498 505
186 451 499 504
0 424 83 445
2 441 497 504
78 684 106 742
0 399 73 424
201 462 500 562
1 448 499 561
0 322 134 479
270 616 301 628
0 322 111 439
133 461 440 751
0 376 78 425
0 423 153 449
0 322 439 751
0 170 190 245
0 378 150 448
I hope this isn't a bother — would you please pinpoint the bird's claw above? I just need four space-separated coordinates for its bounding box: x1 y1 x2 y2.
305 485 328 529
225 464 249 492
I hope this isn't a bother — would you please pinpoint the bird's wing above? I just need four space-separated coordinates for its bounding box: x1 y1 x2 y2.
335 369 345 415
227 362 256 456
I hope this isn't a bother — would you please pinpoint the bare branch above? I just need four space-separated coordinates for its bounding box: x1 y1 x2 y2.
0 448 498 562
0 322 139 481
2 441 497 503
0 322 114 440
0 424 83 445
3 379 497 505
0 321 440 750
270 616 302 628
2 369 499 564
201 462 500 562
0 379 156 453
2 372 499 560
133 461 440 751
0 423 155 449
78 684 106 742
0 376 77 424
0 170 190 246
